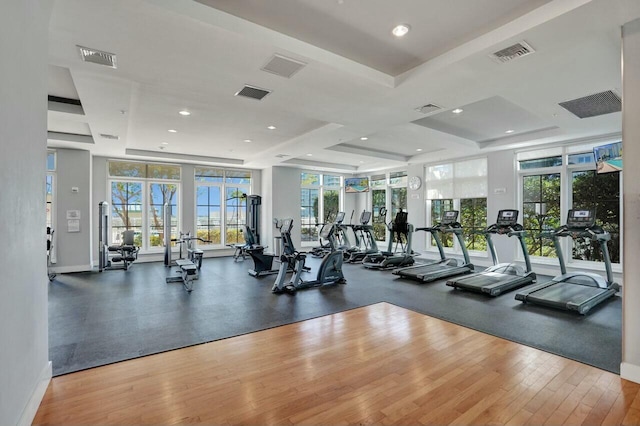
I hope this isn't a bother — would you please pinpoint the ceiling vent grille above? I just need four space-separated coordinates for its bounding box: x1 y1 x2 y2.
77 45 117 68
490 41 535 63
234 85 271 101
415 103 442 114
261 54 306 78
100 133 120 140
559 90 621 119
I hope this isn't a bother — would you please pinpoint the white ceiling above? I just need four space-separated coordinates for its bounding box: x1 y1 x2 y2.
46 0 640 174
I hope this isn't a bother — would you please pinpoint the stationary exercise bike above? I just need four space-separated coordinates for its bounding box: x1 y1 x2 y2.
272 218 346 295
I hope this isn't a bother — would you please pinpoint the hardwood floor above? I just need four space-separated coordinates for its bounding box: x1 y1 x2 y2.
34 303 639 425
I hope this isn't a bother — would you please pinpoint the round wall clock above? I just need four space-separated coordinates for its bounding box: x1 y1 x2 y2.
409 176 422 190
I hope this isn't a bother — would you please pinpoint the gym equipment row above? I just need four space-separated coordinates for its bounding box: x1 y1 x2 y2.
391 208 617 315
363 208 416 269
98 201 140 272
47 226 56 282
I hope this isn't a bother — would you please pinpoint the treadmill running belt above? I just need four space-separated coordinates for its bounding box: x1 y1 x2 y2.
526 283 607 306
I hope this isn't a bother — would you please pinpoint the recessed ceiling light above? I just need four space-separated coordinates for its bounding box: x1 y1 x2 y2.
168 129 177 133
244 139 252 143
306 153 313 156
452 108 464 114
392 24 411 37
267 125 277 130
505 129 515 134
360 137 368 141
161 142 169 145
416 148 423 152
178 110 191 116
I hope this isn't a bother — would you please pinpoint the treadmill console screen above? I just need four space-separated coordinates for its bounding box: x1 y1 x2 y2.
441 210 459 224
496 209 519 227
566 209 595 228
335 212 345 224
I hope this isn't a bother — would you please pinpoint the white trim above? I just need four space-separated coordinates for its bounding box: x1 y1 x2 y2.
621 362 640 385
17 361 52 426
50 264 93 273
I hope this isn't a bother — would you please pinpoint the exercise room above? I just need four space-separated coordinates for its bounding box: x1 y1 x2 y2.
5 0 640 425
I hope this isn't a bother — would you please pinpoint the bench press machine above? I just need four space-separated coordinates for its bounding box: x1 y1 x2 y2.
163 203 209 292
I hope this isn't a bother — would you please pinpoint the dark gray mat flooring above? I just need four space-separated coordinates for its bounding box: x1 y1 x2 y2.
49 257 621 376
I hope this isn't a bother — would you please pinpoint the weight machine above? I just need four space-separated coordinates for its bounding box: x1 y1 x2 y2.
98 201 140 272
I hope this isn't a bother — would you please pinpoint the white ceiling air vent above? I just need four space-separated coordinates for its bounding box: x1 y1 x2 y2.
77 45 117 68
489 41 535 63
234 85 272 101
559 90 621 119
100 133 120 140
415 103 442 114
261 54 307 78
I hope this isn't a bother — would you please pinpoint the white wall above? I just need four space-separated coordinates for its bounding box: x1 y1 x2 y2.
407 163 427 251
621 18 640 384
0 1 52 425
53 148 92 272
271 166 302 247
487 149 519 263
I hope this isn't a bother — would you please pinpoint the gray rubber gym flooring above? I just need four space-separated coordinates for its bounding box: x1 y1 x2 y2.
49 256 621 377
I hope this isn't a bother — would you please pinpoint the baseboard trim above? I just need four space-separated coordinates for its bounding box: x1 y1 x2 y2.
17 360 52 426
621 362 640 384
51 264 93 273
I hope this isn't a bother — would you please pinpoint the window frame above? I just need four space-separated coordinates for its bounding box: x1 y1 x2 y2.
107 160 182 253
194 167 252 249
516 144 623 269
300 172 344 246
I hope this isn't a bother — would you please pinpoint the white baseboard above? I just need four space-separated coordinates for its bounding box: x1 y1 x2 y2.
17 360 52 426
50 264 93 273
621 362 640 384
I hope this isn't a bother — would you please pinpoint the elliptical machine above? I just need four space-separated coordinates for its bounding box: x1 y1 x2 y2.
362 208 415 269
272 219 346 294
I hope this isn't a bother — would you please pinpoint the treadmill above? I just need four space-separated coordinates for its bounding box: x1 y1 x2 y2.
515 209 619 315
446 209 536 296
393 210 474 282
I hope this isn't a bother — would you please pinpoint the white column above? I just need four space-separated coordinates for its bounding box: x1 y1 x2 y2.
621 18 640 384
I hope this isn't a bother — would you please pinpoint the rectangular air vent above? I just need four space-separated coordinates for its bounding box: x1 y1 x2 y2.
261 54 307 78
77 45 117 68
490 41 535 63
559 90 621 119
100 133 120 140
415 103 442 114
234 85 271 101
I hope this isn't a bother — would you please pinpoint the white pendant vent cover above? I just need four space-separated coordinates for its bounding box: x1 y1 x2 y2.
234 85 272 101
489 41 535 63
415 104 442 114
261 54 306 78
77 45 117 68
559 90 621 119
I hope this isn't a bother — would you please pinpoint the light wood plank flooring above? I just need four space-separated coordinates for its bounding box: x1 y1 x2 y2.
34 303 639 425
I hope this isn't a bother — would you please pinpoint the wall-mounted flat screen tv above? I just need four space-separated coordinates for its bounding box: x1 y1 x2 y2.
593 141 622 174
345 177 370 193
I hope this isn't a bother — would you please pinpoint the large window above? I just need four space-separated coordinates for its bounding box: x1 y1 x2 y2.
390 171 407 218
108 161 181 250
521 172 561 257
46 151 56 229
518 144 622 266
571 169 620 263
371 175 387 241
300 173 342 243
195 168 251 247
426 158 488 254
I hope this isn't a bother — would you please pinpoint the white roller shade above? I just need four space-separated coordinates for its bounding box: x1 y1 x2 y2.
426 158 487 199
